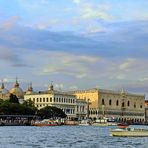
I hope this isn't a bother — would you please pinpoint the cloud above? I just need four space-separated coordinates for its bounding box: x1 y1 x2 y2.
0 16 20 30
39 51 101 79
73 0 82 4
119 58 135 71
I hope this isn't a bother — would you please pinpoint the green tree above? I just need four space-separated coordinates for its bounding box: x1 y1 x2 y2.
9 94 19 104
37 106 67 119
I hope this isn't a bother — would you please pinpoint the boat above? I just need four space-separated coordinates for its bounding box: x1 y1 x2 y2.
110 127 148 137
32 119 62 126
79 119 92 126
92 117 117 126
117 123 129 129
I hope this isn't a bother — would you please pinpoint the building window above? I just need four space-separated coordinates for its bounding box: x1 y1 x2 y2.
37 98 39 102
134 103 136 108
33 98 35 102
140 105 142 108
102 99 105 105
54 97 55 102
46 98 49 102
127 101 130 107
43 98 45 102
109 100 112 105
62 98 63 102
40 98 42 102
50 97 52 102
116 100 119 106
122 102 125 108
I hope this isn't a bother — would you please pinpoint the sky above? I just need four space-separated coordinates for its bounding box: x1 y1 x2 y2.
0 0 148 98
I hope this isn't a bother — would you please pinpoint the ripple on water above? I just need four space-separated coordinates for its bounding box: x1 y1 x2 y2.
0 126 148 148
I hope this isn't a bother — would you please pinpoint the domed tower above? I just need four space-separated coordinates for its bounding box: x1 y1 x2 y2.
9 78 24 98
48 82 54 92
0 80 9 100
26 83 34 95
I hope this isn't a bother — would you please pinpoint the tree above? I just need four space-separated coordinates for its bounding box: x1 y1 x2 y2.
9 94 19 104
37 106 67 119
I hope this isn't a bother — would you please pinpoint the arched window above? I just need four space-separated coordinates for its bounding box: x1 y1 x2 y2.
122 102 125 107
127 101 130 106
140 105 142 108
116 100 119 106
50 97 52 102
46 98 49 102
134 103 136 108
109 99 112 105
102 99 105 105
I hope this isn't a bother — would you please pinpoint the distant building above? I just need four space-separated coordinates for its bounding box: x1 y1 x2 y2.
24 84 77 120
70 88 145 124
145 100 148 124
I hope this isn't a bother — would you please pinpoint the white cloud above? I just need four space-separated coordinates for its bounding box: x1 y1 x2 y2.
119 58 135 71
73 0 82 4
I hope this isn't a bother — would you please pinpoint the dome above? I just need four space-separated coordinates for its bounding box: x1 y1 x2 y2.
9 78 24 98
0 88 9 94
26 83 34 95
0 81 9 95
9 87 24 98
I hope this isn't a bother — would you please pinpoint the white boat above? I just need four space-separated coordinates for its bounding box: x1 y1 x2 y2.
79 119 92 126
92 117 117 126
32 119 62 126
110 127 148 137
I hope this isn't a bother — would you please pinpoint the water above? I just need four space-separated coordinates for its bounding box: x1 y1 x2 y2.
0 126 148 148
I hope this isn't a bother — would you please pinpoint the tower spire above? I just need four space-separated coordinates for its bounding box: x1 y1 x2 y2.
1 79 4 89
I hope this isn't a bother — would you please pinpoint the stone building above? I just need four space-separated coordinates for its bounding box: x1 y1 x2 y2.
71 88 145 124
24 84 77 120
145 100 148 124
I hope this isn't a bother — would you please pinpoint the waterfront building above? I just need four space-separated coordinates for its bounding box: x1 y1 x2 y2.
24 84 77 120
75 99 87 120
145 100 148 124
70 88 145 124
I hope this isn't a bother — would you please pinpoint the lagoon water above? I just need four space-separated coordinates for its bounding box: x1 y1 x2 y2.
0 126 148 148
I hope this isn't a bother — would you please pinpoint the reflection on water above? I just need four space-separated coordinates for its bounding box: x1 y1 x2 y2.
0 126 148 148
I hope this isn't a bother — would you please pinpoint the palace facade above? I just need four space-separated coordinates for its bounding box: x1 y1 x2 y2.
70 88 145 124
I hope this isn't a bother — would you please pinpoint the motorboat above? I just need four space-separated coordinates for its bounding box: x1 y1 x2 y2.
32 119 61 126
117 123 129 129
92 117 117 126
110 127 148 137
79 119 92 126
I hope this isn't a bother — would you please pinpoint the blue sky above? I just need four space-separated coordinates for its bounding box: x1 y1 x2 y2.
0 0 148 97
